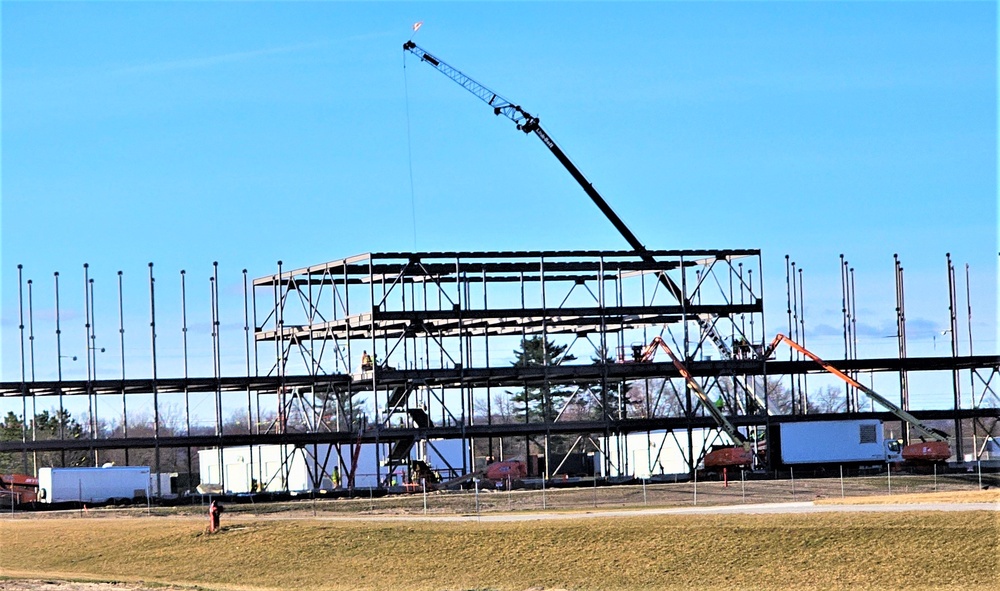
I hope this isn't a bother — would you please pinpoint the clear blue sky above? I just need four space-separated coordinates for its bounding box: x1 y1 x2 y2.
2 2 997 393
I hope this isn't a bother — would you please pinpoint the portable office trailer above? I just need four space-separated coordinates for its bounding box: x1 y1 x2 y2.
37 466 151 504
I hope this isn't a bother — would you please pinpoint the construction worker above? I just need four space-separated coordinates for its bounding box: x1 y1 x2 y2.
332 466 340 489
208 500 224 533
361 350 373 371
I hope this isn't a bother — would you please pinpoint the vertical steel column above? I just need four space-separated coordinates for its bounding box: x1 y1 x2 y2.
946 254 963 460
894 255 909 445
798 266 806 411
180 270 191 484
212 263 222 440
118 271 129 465
791 261 800 413
839 255 852 412
88 276 101 465
148 263 161 497
83 264 95 459
28 279 38 473
54 272 66 466
17 266 28 473
965 264 978 458
539 255 550 479
784 256 794 413
243 269 254 490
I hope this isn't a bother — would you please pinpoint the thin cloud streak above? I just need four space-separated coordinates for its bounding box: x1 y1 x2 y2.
110 40 332 76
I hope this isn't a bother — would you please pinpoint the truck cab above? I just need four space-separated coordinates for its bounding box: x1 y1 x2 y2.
886 439 904 463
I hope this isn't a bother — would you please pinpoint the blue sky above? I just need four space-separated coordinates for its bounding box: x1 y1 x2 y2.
2 2 997 395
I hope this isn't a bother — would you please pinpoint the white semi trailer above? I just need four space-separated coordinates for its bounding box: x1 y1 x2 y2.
38 466 151 504
777 419 902 466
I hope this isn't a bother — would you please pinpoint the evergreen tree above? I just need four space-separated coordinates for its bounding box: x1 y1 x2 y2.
507 336 576 423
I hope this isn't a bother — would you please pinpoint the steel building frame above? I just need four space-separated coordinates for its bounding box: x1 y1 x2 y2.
1 249 998 493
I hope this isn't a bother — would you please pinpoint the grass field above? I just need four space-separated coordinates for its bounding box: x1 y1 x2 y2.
1 505 997 591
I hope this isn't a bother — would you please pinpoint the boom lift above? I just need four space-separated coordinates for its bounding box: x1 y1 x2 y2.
763 334 952 462
402 41 742 361
637 337 754 468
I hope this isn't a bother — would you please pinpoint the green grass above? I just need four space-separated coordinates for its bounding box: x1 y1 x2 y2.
1 510 997 591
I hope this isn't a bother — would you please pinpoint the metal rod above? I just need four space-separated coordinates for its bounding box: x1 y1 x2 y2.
149 263 161 496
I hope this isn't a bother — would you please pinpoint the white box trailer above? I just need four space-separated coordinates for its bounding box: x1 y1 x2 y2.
38 466 151 504
199 440 468 493
602 429 735 478
778 419 902 466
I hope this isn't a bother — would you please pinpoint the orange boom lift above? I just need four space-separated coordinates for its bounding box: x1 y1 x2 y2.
763 334 951 462
635 337 755 469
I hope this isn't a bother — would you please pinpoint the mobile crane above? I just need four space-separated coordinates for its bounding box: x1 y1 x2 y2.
402 41 743 362
636 337 755 468
763 334 952 462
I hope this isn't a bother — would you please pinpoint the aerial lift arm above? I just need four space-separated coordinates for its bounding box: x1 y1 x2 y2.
764 334 948 444
641 337 747 446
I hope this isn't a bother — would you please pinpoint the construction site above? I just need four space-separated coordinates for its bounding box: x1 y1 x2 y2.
1 41 997 507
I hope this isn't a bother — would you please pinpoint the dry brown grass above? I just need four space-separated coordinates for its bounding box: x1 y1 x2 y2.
1 509 997 591
815 489 1000 505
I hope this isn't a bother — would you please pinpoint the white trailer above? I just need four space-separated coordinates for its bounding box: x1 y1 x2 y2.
778 419 902 466
38 466 151 504
199 440 468 493
602 429 734 479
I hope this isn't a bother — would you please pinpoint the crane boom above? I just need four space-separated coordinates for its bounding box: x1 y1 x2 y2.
403 41 745 367
764 334 949 445
403 41 654 266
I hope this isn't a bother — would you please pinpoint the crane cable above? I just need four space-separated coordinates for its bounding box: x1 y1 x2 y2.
402 50 418 250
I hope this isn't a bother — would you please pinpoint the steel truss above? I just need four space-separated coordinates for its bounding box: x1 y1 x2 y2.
2 249 998 493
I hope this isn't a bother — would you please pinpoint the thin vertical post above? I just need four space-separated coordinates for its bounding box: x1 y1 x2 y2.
88 276 100 465
17 266 28 473
797 266 807 411
149 263 161 497
28 279 38 473
118 271 128 465
894 255 909 445
181 270 192 485
946 254 963 461
55 272 66 466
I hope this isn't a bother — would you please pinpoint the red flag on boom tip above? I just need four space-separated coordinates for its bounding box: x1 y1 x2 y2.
412 22 423 32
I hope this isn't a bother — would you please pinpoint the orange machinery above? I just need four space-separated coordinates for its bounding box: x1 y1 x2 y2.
0 473 39 504
763 334 951 462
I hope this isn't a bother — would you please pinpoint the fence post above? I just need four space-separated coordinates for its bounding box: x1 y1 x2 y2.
642 478 648 506
790 466 795 500
886 463 891 495
840 465 845 499
741 470 746 504
541 476 546 510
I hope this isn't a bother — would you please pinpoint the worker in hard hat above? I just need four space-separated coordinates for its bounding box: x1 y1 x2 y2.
361 351 373 371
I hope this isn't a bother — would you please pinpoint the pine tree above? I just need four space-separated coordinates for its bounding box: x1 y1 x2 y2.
507 336 576 423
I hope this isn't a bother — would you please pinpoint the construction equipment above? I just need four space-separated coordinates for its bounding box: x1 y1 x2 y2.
637 337 754 468
763 334 952 462
402 41 741 360
436 459 527 490
0 473 38 505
